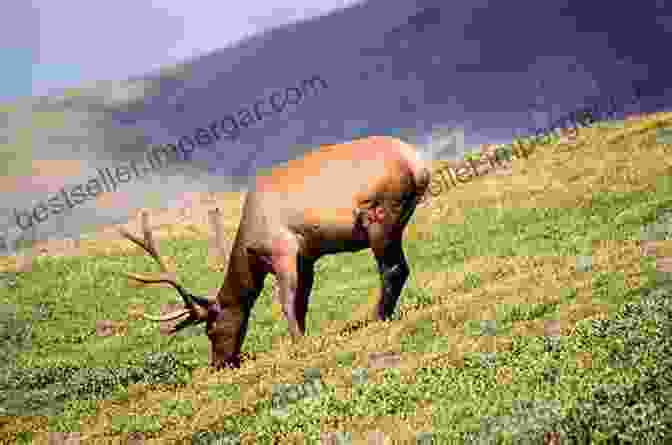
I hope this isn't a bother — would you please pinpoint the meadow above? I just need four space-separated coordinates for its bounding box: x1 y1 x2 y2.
1 112 672 444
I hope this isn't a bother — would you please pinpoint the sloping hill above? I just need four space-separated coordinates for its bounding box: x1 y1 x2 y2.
2 113 672 443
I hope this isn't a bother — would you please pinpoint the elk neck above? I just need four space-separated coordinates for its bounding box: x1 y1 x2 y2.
214 224 259 308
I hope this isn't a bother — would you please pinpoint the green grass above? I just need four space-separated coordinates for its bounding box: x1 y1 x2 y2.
2 157 672 442
7 182 660 367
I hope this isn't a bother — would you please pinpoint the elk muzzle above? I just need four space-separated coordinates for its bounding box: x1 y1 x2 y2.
207 305 246 369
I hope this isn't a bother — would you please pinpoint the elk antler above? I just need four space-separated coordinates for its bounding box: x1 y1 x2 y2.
119 211 212 329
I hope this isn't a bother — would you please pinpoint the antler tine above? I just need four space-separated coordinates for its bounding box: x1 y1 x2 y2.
118 211 171 273
142 308 191 322
140 211 171 273
170 313 204 333
118 211 195 310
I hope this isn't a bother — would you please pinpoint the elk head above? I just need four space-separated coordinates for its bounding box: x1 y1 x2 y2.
119 211 240 369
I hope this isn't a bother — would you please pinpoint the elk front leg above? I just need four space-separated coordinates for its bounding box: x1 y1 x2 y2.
295 256 315 334
235 266 269 359
274 254 304 338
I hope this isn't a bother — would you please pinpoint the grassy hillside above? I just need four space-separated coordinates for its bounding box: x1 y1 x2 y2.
2 113 672 443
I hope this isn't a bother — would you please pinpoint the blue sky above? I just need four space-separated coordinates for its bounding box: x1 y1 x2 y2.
1 48 33 100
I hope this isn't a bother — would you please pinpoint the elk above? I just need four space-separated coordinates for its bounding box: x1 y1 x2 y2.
119 136 431 369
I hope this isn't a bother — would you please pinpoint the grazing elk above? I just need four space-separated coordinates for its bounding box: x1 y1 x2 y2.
120 136 430 369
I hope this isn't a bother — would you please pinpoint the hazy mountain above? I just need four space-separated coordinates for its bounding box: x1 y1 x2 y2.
1 0 670 253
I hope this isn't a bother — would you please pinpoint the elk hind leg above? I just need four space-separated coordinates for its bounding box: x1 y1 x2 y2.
367 204 410 321
372 238 409 321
